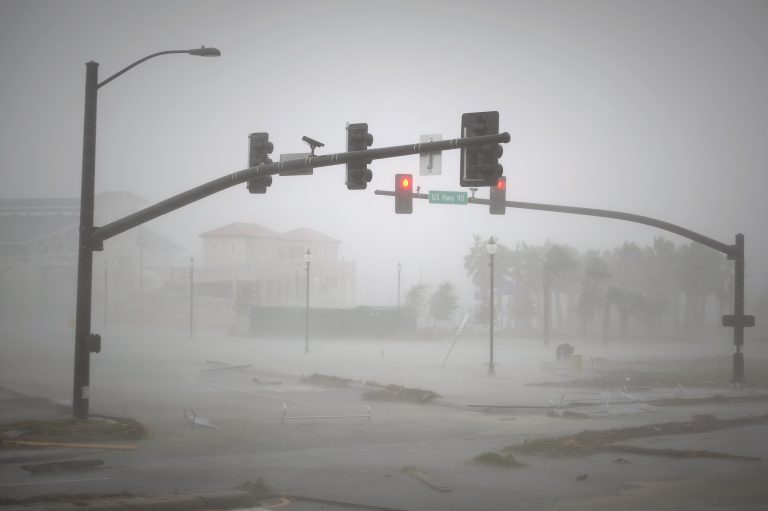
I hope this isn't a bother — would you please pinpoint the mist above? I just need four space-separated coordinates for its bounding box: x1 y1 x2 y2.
2 1 768 509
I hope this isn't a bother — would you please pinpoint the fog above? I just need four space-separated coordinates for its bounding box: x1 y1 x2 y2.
2 1 768 307
2 2 768 508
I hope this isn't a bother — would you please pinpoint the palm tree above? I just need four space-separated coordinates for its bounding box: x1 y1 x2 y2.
578 251 611 341
542 243 578 345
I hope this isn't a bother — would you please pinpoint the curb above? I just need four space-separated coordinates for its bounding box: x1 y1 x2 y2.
0 490 257 511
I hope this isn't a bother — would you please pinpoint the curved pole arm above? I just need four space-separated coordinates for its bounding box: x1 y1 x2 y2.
98 47 220 89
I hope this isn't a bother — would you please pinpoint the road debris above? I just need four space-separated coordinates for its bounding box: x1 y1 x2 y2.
609 444 761 461
202 364 252 372
21 459 104 475
301 373 359 387
182 407 217 429
252 377 283 385
362 383 440 403
402 465 451 492
281 402 378 426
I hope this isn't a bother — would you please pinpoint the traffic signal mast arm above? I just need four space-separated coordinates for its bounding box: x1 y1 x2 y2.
90 132 510 245
373 190 734 257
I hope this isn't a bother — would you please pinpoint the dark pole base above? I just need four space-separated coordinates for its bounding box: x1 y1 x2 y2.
732 352 744 383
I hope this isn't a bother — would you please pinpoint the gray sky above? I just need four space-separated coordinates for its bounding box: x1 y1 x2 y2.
1 0 767 305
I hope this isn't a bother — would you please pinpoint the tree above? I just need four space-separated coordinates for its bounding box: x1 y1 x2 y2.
464 235 514 325
542 243 578 345
405 282 431 322
577 250 611 340
429 281 459 325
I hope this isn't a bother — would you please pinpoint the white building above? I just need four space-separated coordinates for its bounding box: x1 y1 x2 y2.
197 223 355 311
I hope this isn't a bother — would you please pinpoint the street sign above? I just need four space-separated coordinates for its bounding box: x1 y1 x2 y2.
419 134 442 175
429 190 467 205
279 153 313 176
722 314 756 328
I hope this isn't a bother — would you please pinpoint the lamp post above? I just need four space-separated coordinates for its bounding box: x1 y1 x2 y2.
137 234 145 320
103 260 108 327
397 261 402 306
189 256 195 340
72 47 220 419
305 249 312 354
486 236 497 376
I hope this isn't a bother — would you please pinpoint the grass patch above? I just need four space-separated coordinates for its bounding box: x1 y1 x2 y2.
0 416 147 442
471 451 525 467
507 413 768 457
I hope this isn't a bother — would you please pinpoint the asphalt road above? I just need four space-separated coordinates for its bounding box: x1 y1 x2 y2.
2 323 768 510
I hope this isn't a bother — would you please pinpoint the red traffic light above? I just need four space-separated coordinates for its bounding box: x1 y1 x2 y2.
496 178 506 190
395 173 413 214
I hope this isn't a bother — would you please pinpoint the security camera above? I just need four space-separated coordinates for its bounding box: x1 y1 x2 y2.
302 136 325 155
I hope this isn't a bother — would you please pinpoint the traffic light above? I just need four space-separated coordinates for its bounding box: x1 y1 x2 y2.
460 111 504 187
395 173 413 214
346 123 374 190
247 132 274 194
490 176 506 215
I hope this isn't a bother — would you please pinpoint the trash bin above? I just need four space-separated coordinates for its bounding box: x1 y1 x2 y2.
569 354 583 373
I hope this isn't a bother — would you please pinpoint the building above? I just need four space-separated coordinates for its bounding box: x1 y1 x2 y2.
197 223 355 312
0 192 182 324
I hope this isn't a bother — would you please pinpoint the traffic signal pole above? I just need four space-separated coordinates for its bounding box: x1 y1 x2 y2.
90 133 509 245
374 191 752 383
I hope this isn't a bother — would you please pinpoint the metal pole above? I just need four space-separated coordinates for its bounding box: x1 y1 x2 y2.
189 257 194 340
732 233 745 383
397 262 401 306
489 252 495 375
138 238 144 320
91 133 511 245
103 261 108 326
305 259 310 354
72 61 98 420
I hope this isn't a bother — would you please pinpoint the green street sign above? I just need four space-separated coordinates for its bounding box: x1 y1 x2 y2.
429 190 468 205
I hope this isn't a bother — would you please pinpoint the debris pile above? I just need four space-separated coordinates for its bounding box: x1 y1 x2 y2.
362 383 440 403
301 373 359 387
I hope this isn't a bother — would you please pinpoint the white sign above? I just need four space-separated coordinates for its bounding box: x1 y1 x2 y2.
419 134 442 176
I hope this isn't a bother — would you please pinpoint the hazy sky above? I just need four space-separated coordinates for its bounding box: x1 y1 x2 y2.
1 0 767 305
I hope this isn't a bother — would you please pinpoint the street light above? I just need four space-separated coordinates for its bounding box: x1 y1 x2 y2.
486 236 497 376
137 234 145 320
397 261 402 306
103 259 108 327
72 46 220 419
305 249 312 354
189 256 195 340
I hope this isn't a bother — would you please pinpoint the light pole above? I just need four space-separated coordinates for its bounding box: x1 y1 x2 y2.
137 234 145 320
486 236 497 376
189 256 195 340
103 260 108 327
397 261 402 306
72 47 220 419
295 263 300 306
305 249 312 354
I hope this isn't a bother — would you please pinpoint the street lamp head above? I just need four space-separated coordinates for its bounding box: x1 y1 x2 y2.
486 236 498 255
398 261 402 271
187 46 221 57
305 248 312 263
